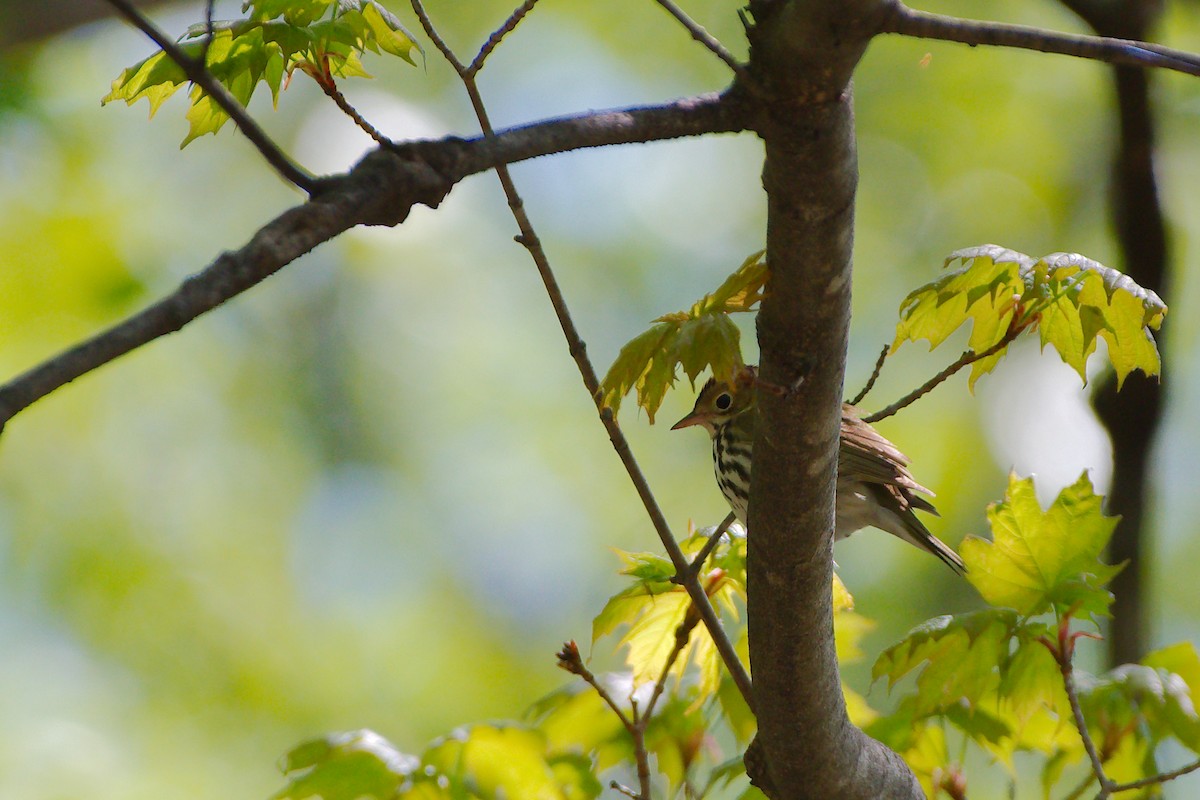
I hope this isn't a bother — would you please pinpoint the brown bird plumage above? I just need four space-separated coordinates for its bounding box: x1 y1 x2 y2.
673 368 965 574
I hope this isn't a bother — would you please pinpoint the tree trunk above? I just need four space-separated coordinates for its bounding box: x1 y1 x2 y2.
744 1 923 796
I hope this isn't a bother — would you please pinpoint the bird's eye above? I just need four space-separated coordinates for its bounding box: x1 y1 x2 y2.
714 392 733 411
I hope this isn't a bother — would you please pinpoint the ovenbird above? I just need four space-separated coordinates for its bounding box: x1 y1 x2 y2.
672 367 965 574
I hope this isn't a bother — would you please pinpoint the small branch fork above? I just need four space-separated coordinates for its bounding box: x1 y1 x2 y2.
410 0 753 713
103 0 315 192
1039 607 1200 799
678 512 738 584
558 571 715 800
847 343 889 407
863 324 1024 424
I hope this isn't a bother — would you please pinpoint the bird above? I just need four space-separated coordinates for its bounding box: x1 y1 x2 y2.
671 367 965 574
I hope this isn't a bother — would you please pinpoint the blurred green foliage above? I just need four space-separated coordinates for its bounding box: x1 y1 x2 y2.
2 0 1200 797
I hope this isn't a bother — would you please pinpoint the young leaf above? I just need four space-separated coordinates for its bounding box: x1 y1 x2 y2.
1143 642 1200 713
527 681 633 773
893 245 1166 388
104 1 419 146
1080 664 1200 754
274 729 416 800
872 610 1019 714
599 251 766 422
423 723 600 800
960 473 1122 620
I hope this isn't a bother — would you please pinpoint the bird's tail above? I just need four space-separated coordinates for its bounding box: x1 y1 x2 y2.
905 514 966 575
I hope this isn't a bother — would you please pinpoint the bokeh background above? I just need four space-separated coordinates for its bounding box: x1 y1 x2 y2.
1 0 1199 797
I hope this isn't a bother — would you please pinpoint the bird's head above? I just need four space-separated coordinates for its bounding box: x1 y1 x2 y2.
671 366 757 435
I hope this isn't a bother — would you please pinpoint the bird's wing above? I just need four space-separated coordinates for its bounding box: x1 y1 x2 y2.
838 405 936 503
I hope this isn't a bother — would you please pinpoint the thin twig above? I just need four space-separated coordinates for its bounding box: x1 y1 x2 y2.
1109 759 1200 794
1042 608 1116 798
560 634 665 800
652 0 750 82
863 325 1023 423
680 511 737 581
199 0 215 64
410 0 467 71
628 697 653 799
634 579 715 798
1059 655 1111 794
103 0 316 192
317 79 393 147
469 0 542 75
610 781 639 799
410 0 755 713
847 343 889 407
882 2 1200 77
556 642 635 729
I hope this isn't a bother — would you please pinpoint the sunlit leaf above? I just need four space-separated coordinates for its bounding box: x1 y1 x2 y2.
274 729 416 800
599 251 766 421
105 1 419 145
1144 642 1200 737
960 473 1121 620
527 680 631 774
717 670 756 745
644 693 710 791
872 609 1019 714
998 627 1069 727
893 245 1166 388
423 723 598 800
1082 664 1200 753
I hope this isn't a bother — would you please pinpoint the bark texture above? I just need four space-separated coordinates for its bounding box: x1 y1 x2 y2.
744 1 923 796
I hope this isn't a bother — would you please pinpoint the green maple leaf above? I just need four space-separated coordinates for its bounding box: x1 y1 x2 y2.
893 245 1166 388
1080 663 1200 754
961 473 1122 620
872 609 1019 715
104 1 419 146
274 729 415 800
599 251 766 422
423 724 600 799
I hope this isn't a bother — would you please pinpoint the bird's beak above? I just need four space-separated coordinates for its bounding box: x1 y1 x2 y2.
671 412 702 431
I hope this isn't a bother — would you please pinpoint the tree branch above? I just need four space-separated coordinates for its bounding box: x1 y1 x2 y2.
103 0 317 192
863 324 1024 424
745 0 923 795
1108 758 1200 793
469 0 543 75
0 92 748 434
881 2 1200 77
